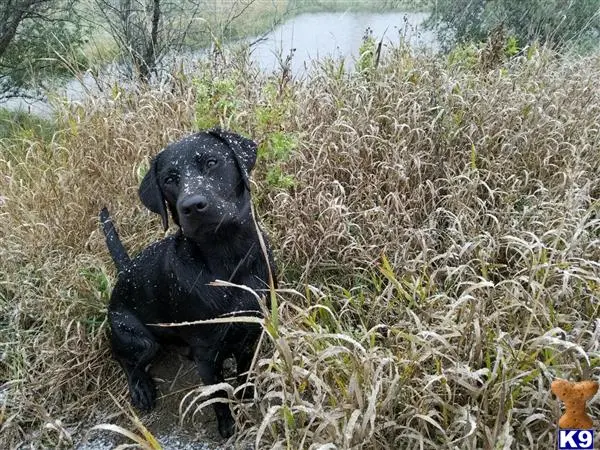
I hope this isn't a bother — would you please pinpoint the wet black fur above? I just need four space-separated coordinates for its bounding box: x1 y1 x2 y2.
100 129 276 438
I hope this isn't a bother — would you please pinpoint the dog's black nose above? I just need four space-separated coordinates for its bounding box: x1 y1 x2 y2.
180 195 208 216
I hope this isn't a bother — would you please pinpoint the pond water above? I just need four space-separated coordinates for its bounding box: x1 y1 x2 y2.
1 11 434 116
248 11 434 74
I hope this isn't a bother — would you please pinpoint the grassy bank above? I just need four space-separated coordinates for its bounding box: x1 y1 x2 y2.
1 40 599 449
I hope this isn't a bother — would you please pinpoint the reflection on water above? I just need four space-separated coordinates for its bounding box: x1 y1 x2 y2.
1 11 434 116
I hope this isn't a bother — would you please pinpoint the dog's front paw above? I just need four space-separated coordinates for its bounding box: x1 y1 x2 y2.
129 374 156 411
217 413 235 438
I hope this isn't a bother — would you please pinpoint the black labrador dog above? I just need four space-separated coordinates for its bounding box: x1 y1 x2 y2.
99 128 276 438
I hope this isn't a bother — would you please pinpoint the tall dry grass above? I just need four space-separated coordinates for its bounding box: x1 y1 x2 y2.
1 41 599 449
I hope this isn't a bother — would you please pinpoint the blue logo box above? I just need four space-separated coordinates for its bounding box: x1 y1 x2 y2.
558 429 594 449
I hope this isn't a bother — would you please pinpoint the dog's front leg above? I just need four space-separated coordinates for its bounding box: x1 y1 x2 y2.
233 327 261 400
192 346 235 438
109 309 159 410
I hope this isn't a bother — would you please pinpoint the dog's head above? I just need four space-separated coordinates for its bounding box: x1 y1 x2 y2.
139 128 257 240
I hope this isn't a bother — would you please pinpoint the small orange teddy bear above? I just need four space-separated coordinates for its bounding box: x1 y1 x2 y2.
551 378 598 429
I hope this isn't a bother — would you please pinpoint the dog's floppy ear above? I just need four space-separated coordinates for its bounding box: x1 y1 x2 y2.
139 154 169 231
208 128 257 191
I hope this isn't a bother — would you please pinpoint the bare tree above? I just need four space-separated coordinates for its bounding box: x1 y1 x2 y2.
94 0 208 82
92 0 297 83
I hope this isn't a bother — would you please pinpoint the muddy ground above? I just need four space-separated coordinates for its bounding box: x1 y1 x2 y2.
76 349 247 450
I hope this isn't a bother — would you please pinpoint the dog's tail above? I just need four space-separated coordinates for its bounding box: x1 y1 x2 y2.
99 207 131 273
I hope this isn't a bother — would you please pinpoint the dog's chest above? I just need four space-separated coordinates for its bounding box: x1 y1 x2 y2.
165 255 262 320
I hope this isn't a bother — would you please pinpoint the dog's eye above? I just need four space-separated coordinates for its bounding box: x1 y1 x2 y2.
164 175 177 185
206 158 218 169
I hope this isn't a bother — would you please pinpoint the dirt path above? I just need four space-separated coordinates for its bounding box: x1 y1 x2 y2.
76 350 236 449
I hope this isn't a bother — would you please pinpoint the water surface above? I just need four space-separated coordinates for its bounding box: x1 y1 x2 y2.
249 11 434 74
